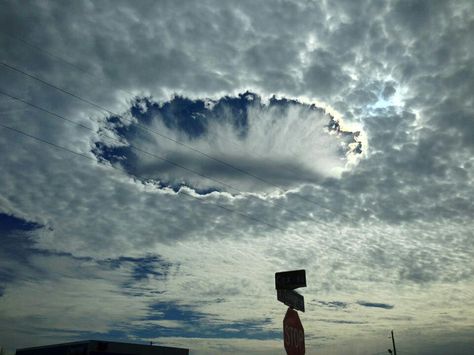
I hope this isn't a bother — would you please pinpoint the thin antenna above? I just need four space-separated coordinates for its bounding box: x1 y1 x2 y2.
391 330 397 355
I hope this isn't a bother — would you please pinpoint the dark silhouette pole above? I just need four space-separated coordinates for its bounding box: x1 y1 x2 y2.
391 330 397 355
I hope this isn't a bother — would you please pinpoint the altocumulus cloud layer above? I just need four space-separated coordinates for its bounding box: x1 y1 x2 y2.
0 0 474 354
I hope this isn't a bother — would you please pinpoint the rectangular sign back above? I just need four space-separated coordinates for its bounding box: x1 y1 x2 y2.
275 269 306 290
277 289 305 312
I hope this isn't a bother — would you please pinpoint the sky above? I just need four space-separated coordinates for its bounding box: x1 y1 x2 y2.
0 0 473 354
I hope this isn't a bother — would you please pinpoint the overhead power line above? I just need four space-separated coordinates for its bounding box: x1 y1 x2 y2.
0 122 95 162
0 120 407 284
0 61 349 218
0 121 308 240
0 89 313 222
2 29 354 186
0 120 391 281
0 32 90 75
0 32 136 97
0 61 391 280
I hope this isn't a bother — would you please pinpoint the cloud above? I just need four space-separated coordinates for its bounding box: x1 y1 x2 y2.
317 319 367 324
304 49 352 97
0 251 152 351
315 301 349 309
94 92 363 193
356 301 394 310
1 0 474 354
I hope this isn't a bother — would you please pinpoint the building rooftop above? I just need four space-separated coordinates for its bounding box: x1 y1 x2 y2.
15 340 189 355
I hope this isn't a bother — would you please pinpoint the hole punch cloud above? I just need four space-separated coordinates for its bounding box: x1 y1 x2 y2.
94 92 363 194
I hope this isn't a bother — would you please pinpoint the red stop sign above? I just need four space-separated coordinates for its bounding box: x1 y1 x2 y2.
283 307 305 355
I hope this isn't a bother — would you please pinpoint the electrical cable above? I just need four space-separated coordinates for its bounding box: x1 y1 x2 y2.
0 89 314 222
0 61 351 218
0 117 407 285
0 121 292 235
0 32 136 97
2 119 446 290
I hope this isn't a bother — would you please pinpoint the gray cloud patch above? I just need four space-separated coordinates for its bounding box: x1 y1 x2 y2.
317 318 367 325
316 300 349 309
357 301 394 310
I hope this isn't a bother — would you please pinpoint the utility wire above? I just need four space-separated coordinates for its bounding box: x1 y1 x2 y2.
0 121 292 234
0 108 409 284
0 61 349 218
0 90 358 253
0 32 90 75
0 58 374 269
0 27 461 302
0 120 410 285
0 32 136 97
1 62 116 114
0 120 374 278
0 89 313 222
2 89 423 287
2 29 355 186
0 122 96 162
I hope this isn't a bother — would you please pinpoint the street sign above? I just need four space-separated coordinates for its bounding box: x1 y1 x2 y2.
275 270 306 290
277 289 305 312
283 307 305 355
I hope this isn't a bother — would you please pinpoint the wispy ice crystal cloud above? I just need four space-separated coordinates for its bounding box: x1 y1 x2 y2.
94 92 363 193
